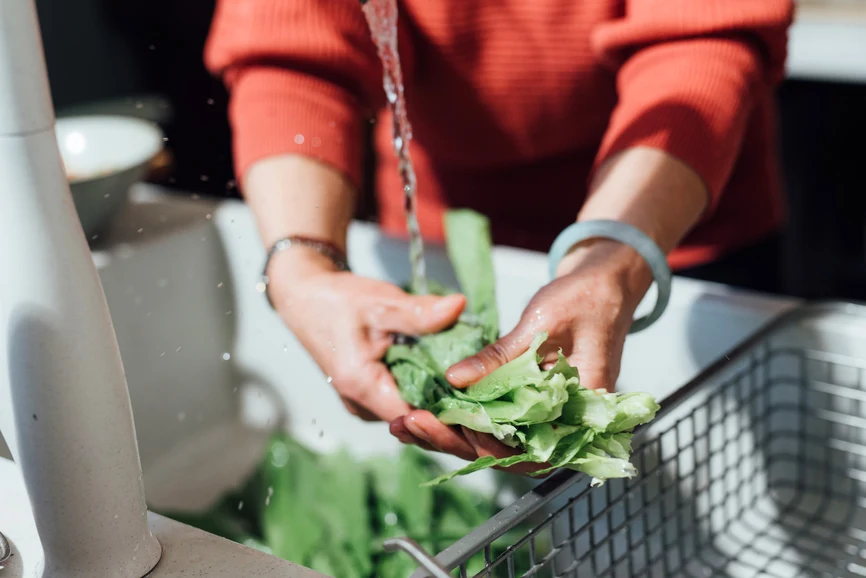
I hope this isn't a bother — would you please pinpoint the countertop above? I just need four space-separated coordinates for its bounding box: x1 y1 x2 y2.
789 0 866 83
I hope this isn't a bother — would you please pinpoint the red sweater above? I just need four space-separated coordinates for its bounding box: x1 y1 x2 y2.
205 0 793 269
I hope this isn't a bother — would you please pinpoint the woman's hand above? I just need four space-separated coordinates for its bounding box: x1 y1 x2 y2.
392 238 654 463
450 238 652 392
268 248 480 459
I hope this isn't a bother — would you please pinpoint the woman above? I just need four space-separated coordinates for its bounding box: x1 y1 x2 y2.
205 0 793 463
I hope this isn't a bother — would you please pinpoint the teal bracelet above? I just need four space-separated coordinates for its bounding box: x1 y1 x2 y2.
548 220 672 334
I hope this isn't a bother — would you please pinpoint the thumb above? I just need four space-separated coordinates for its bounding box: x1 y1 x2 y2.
446 325 534 388
372 293 466 336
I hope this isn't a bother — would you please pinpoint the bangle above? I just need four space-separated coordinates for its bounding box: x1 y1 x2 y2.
548 220 672 334
256 235 350 309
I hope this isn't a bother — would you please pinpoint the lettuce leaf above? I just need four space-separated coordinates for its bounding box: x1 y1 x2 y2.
159 435 538 578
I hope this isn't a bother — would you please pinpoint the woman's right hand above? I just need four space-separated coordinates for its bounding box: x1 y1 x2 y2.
267 248 479 459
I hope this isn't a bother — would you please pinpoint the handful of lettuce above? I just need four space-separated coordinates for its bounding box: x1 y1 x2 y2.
386 210 660 486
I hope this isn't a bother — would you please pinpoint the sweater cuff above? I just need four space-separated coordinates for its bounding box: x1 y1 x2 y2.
594 37 761 213
227 65 367 189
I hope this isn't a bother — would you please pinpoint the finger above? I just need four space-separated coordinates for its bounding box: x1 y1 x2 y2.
568 329 624 393
345 362 413 422
341 397 379 422
367 328 395 360
462 428 520 459
367 293 465 336
389 418 439 453
402 411 477 461
463 428 550 476
446 326 533 388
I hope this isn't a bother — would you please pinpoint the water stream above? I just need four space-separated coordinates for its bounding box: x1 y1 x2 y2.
361 0 428 295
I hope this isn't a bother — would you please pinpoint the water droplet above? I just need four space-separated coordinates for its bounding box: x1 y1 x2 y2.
217 282 224 288
160 352 166 357
137 228 144 234
199 175 209 182
176 346 183 352
207 98 214 105
384 512 398 526
114 514 119 519
232 386 239 393
222 352 231 361
294 134 305 145
104 193 110 198
326 376 333 384
225 310 233 316
177 412 186 421
226 179 237 189
206 213 212 220
91 234 99 240
237 500 244 511
265 486 274 506
135 102 143 109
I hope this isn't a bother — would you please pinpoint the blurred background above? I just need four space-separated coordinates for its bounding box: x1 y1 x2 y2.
38 0 866 299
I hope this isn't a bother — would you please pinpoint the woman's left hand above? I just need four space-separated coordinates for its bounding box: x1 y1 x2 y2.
390 237 655 466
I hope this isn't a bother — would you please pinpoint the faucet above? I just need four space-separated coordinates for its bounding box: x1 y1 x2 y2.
0 1 161 576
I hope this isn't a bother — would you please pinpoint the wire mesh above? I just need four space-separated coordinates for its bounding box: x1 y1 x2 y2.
412 305 866 578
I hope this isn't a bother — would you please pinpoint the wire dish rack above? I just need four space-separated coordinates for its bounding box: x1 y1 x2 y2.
390 302 866 578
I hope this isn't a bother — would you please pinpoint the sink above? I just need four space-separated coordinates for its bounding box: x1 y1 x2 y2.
0 184 799 574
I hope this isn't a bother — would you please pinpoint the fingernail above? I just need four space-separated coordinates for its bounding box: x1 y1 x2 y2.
446 360 481 387
433 294 461 312
461 427 483 452
404 415 433 444
389 419 416 445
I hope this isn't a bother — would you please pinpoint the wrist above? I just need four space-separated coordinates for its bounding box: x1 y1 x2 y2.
262 239 348 307
556 238 654 307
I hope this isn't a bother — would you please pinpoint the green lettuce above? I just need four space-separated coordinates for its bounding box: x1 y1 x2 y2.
158 432 536 578
387 210 661 486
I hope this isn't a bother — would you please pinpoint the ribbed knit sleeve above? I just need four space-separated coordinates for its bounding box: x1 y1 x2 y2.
591 0 793 212
204 0 393 189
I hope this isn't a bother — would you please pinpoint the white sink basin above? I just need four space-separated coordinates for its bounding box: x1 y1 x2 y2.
0 184 800 574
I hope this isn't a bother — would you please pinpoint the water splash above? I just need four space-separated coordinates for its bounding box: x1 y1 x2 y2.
361 0 428 295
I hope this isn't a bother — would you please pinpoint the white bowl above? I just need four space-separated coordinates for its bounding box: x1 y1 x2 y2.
55 115 164 238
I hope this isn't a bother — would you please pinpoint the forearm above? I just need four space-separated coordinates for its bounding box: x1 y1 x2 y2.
244 154 356 252
581 146 707 254
244 154 357 286
557 146 707 301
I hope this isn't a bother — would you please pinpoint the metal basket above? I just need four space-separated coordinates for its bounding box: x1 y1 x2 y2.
392 302 866 578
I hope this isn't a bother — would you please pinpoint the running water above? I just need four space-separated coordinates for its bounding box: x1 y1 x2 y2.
361 0 428 295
